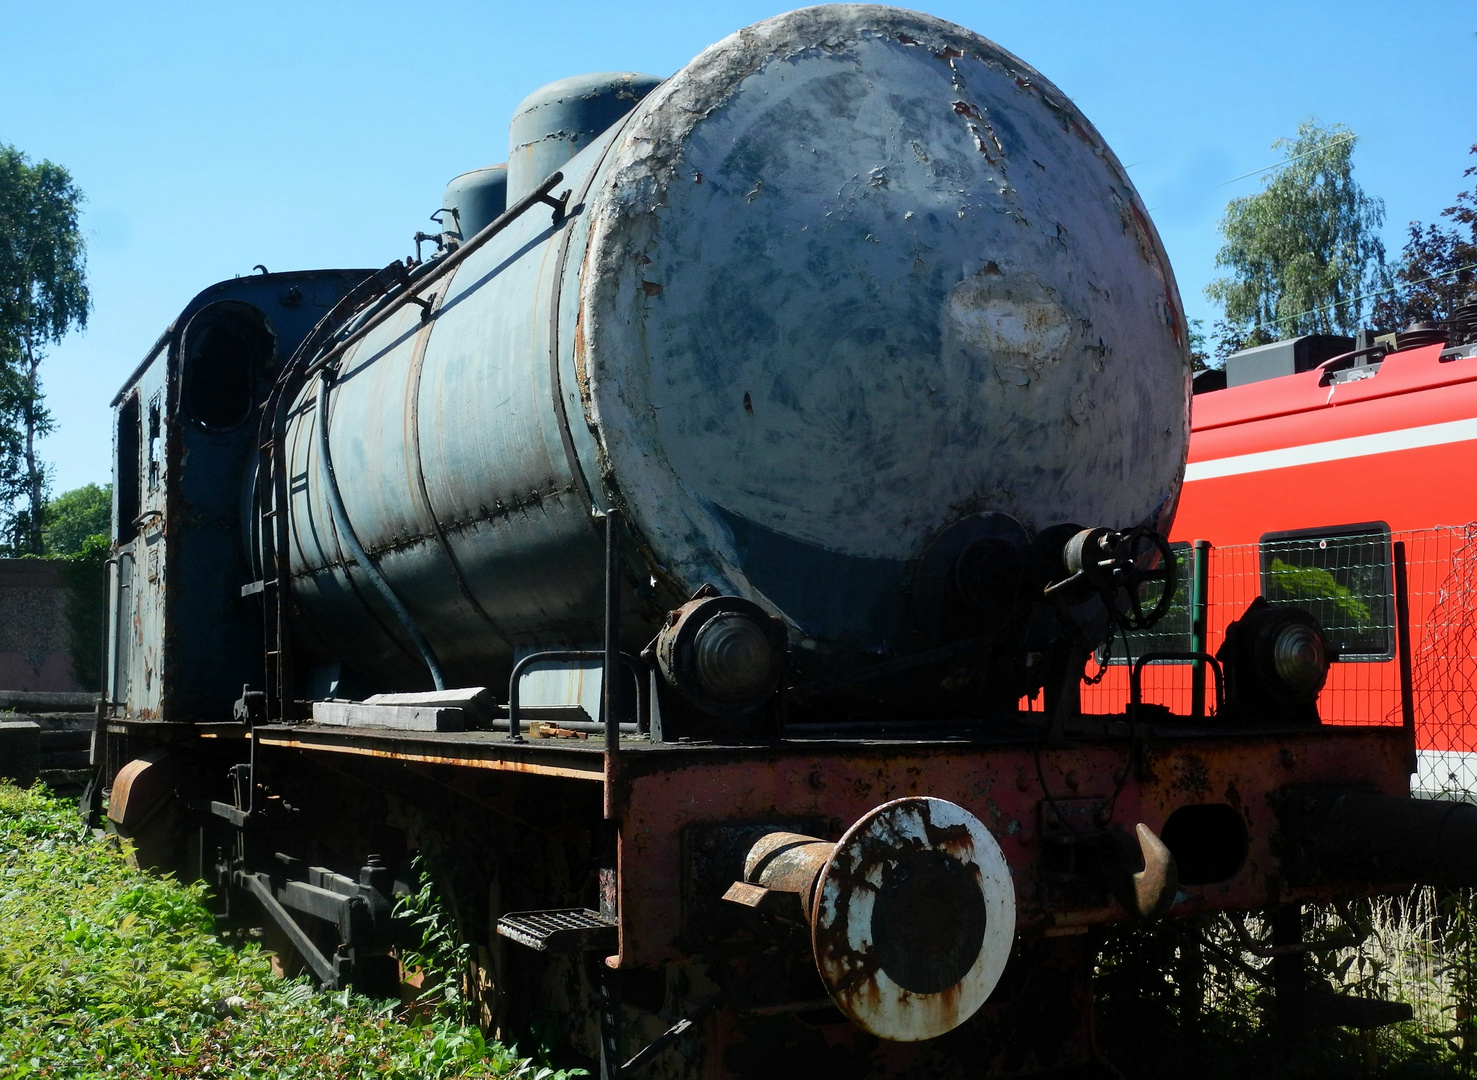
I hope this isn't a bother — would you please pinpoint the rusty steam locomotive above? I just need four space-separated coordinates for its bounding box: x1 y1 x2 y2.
95 6 1472 1077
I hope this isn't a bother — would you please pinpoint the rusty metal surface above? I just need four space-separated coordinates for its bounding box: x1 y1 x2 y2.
506 72 662 204
1280 787 1477 888
105 270 376 722
252 724 605 781
741 831 833 919
280 142 618 690
810 797 1014 1042
107 748 178 828
613 726 1413 968
583 7 1189 655
1130 821 1178 918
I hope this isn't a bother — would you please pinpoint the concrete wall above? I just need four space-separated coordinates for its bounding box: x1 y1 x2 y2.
0 560 83 693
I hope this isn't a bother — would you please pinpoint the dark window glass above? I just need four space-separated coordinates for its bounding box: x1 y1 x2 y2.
115 394 141 542
1259 525 1392 660
147 394 162 491
1111 543 1193 662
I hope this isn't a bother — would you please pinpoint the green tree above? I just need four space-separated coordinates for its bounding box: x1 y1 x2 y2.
1206 121 1388 349
0 145 89 555
1373 143 1477 330
1187 317 1212 371
42 481 109 556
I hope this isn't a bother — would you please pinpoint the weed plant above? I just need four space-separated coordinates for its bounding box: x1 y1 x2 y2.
395 855 476 1023
1094 893 1477 1078
0 782 581 1079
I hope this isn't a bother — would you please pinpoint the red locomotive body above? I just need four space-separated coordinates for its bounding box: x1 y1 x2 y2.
1086 333 1477 797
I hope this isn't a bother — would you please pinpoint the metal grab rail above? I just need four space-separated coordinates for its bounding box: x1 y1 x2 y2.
1130 651 1225 722
507 649 646 742
303 171 569 382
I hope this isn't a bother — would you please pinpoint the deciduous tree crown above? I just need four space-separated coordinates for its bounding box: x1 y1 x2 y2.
1207 121 1388 352
0 144 90 554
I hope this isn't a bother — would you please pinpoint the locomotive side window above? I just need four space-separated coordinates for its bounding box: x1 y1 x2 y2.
181 302 275 431
1259 524 1393 660
115 394 141 542
147 393 162 491
1112 542 1192 661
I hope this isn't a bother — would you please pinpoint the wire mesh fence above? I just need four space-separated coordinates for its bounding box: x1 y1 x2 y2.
1075 528 1477 1067
1080 525 1477 797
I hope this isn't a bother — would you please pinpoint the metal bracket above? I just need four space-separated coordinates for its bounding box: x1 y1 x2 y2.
619 953 782 1076
507 649 646 742
1037 803 1177 919
234 856 396 990
538 188 572 226
405 290 437 322
209 800 251 828
239 872 348 988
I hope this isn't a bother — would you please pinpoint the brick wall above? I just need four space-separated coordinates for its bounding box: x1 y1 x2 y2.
0 560 83 693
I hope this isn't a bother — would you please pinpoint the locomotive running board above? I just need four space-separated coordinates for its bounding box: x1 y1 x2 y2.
252 724 607 781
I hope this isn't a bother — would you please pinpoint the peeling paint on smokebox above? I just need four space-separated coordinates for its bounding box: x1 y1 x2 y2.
580 5 1189 652
947 272 1072 372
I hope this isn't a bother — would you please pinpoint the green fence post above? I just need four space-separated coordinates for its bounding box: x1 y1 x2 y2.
1190 539 1211 721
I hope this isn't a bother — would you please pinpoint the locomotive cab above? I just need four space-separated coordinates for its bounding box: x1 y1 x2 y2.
105 271 374 721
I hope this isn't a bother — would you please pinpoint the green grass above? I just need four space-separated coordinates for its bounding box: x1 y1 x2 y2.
0 782 578 1079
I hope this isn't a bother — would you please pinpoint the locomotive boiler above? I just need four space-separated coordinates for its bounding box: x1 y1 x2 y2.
95 6 1463 1078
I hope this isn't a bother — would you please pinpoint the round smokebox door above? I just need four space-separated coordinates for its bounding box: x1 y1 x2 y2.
811 796 1015 1042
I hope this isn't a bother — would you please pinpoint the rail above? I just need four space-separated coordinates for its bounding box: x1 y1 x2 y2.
506 650 646 741
506 509 646 758
304 171 569 381
1131 651 1224 722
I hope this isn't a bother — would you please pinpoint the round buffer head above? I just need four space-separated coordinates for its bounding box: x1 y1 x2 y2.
811 796 1015 1042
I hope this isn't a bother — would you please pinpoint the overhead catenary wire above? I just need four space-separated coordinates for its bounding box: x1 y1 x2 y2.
1132 132 1468 340
1143 133 1362 212
1213 132 1357 188
1249 261 1477 335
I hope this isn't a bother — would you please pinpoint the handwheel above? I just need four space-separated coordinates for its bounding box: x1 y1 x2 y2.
1110 527 1177 632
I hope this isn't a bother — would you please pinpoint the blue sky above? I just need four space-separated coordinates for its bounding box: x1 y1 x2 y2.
1 1 1472 494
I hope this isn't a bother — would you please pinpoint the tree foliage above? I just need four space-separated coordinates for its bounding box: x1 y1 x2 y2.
41 480 110 556
0 144 89 554
1206 121 1388 349
1187 318 1212 371
1373 143 1477 330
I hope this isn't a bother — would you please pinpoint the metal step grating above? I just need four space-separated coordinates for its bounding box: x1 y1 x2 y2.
496 908 617 953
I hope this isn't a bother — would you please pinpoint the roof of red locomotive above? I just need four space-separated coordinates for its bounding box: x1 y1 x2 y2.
1192 342 1468 435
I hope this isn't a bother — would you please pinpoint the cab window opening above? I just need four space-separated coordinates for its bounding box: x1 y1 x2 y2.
115 394 142 542
182 303 275 431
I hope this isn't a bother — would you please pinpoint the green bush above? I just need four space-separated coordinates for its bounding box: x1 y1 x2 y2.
55 532 107 692
0 783 581 1079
